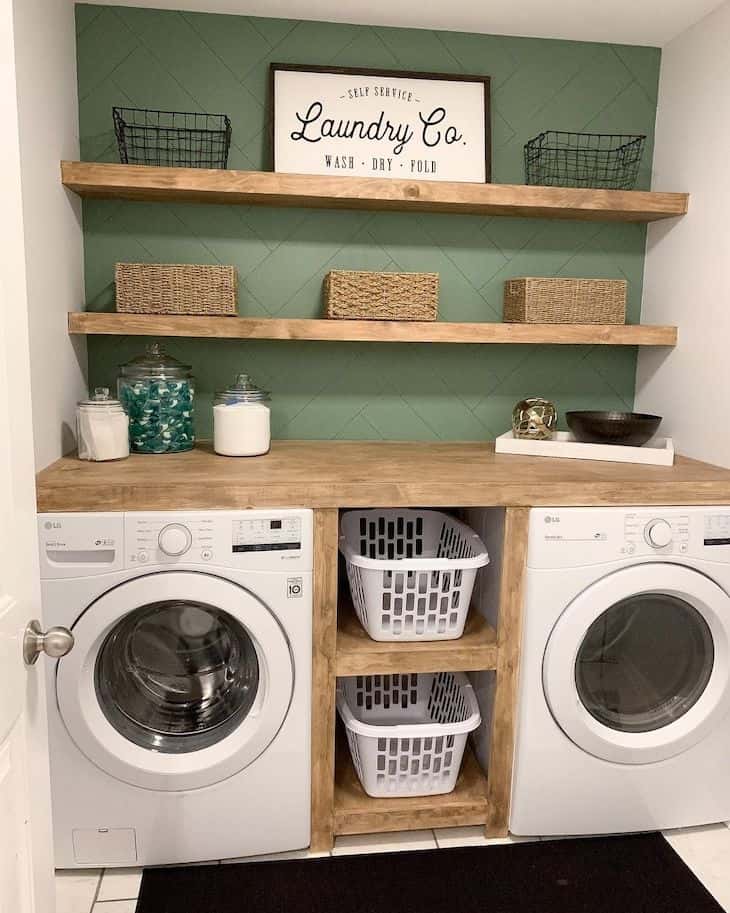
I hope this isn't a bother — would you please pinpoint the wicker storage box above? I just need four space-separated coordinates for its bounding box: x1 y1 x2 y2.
115 263 237 316
504 277 626 325
324 270 438 321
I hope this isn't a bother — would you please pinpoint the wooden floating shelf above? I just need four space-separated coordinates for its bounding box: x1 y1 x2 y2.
61 161 688 223
334 746 489 836
68 313 678 347
336 601 497 676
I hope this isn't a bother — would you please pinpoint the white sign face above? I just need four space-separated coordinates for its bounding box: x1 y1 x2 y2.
272 66 490 183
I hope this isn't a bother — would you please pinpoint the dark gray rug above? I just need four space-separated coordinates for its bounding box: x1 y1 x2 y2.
136 833 723 913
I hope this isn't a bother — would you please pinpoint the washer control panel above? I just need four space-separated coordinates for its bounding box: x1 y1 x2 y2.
232 516 302 554
125 511 312 569
38 510 313 578
623 512 690 554
704 512 730 547
128 515 215 566
528 506 730 569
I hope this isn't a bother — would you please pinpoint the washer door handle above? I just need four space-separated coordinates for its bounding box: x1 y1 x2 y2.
23 619 74 666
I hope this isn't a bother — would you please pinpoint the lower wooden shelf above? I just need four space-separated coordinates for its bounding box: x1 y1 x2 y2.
67 312 677 346
336 600 498 676
334 744 489 836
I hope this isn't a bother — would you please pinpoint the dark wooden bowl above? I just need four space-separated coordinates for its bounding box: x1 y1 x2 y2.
566 411 662 446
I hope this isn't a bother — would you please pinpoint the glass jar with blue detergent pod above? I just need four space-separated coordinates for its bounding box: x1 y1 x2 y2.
117 342 195 454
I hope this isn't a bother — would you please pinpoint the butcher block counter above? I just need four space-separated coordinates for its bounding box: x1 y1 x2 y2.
34 440 730 511
35 440 730 851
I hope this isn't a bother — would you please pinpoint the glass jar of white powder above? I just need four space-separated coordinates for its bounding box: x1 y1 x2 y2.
213 374 271 457
77 387 130 461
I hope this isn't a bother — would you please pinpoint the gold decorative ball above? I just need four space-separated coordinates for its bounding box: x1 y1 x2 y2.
512 398 558 440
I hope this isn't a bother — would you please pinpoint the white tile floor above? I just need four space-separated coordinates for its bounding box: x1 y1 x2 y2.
56 824 730 912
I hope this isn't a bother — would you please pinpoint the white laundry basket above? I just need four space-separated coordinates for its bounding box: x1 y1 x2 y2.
337 672 481 798
340 509 489 642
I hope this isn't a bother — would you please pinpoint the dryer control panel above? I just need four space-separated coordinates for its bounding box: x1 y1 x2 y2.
528 506 730 569
39 509 313 577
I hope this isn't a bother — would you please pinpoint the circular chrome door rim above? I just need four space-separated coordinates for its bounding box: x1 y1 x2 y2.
57 571 294 791
543 563 730 765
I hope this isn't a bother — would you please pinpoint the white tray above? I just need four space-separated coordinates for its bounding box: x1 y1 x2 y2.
495 430 674 465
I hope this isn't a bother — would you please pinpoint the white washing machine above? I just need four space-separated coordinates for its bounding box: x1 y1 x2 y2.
511 506 730 837
39 509 313 868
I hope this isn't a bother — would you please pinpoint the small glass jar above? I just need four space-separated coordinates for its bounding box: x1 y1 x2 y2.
77 387 130 461
117 342 195 454
213 373 271 457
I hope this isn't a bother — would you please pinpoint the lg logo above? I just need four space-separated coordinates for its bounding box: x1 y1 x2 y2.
544 515 560 524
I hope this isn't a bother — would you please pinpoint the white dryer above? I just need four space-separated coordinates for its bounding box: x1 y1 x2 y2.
511 506 730 837
39 509 312 868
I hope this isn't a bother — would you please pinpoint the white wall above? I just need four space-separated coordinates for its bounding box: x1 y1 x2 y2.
80 0 726 47
635 0 730 466
12 0 86 471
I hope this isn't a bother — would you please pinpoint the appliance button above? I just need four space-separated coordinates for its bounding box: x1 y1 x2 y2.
137 550 149 563
201 548 213 561
158 523 193 557
679 542 689 554
645 519 673 549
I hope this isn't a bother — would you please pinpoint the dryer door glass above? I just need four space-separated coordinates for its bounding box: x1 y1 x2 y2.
575 593 714 733
95 600 259 753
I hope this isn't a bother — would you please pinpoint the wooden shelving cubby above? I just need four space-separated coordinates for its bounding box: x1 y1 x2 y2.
336 599 498 676
308 507 529 846
333 744 490 836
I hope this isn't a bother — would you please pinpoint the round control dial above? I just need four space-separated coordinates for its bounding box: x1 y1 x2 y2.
645 519 673 549
158 523 192 557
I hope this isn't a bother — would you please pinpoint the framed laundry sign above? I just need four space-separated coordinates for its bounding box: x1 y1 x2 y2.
270 64 491 183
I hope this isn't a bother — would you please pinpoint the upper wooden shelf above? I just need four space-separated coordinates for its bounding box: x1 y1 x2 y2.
68 313 677 347
61 161 688 223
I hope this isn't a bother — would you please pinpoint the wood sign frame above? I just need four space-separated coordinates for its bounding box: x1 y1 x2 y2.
270 63 491 184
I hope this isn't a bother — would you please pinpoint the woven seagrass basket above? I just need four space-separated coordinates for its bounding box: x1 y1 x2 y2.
115 263 237 316
504 277 626 325
324 270 439 321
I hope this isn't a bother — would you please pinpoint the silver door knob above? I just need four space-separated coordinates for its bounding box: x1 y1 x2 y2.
23 619 74 666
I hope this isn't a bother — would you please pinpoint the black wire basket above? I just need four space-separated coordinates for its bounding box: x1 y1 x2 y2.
113 107 232 169
524 131 646 190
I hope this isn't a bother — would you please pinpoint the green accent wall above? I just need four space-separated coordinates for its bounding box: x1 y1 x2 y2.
78 4 661 440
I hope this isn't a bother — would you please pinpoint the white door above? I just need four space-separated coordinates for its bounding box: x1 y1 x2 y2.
0 0 56 907
543 563 730 765
0 282 57 912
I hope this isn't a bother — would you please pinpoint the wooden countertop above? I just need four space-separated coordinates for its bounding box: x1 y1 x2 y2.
35 441 730 511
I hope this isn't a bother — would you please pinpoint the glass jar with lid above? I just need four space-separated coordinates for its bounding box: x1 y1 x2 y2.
117 342 195 454
76 387 130 461
213 373 270 457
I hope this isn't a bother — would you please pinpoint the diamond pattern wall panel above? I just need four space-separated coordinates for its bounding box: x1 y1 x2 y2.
78 4 661 440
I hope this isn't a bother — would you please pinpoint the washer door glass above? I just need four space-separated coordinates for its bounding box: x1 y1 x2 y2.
95 600 259 754
542 563 730 764
575 593 714 733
